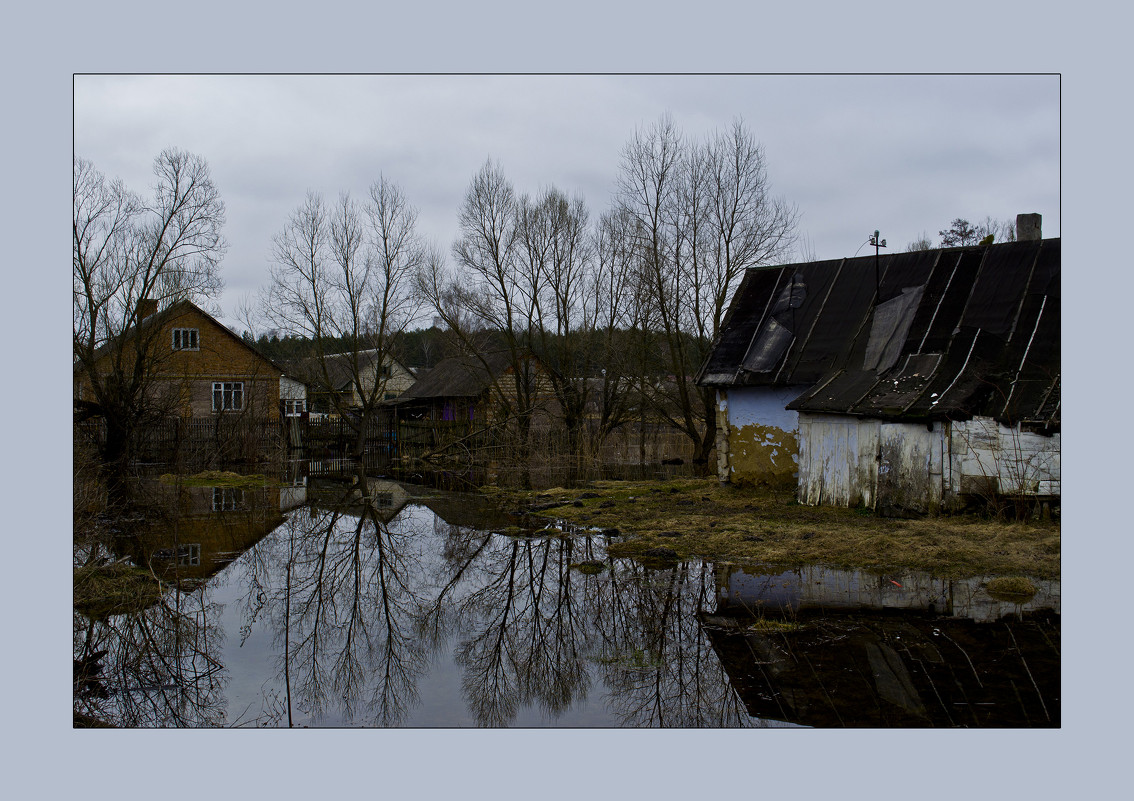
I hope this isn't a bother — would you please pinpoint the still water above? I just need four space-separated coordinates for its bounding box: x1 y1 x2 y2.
73 475 1059 728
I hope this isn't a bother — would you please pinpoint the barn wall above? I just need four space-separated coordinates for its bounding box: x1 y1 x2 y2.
949 417 1061 498
877 421 947 515
717 386 810 487
798 413 1060 513
797 413 881 507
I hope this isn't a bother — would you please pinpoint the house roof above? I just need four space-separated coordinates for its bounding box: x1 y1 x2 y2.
397 349 514 401
83 299 292 378
697 239 1060 426
288 349 410 392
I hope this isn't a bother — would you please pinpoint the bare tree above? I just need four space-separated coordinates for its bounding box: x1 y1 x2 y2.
449 159 541 463
615 115 798 464
905 232 933 252
939 216 1017 247
939 218 983 247
590 207 642 453
264 177 423 460
518 186 597 468
73 150 227 472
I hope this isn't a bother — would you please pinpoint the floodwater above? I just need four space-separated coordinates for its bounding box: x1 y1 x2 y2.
73 470 1060 728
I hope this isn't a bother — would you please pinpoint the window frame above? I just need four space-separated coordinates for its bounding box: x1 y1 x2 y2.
212 487 245 512
212 381 244 412
172 328 200 351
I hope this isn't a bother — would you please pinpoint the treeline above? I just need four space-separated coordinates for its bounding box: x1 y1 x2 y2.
252 113 800 466
74 115 801 475
248 325 699 379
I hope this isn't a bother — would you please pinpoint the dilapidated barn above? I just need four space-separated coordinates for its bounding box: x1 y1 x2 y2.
697 214 1059 514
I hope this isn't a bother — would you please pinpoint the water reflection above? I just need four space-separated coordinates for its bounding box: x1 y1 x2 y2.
705 566 1060 727
241 476 435 726
74 470 1060 728
73 585 226 727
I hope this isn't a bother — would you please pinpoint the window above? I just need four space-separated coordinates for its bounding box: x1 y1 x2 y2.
213 487 244 511
152 543 200 566
172 328 199 350
212 382 244 411
283 399 306 416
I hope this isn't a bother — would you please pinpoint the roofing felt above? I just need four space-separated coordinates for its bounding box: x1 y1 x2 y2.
697 239 1060 426
397 349 515 401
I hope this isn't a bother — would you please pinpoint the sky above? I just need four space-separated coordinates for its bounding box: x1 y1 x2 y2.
73 74 1060 330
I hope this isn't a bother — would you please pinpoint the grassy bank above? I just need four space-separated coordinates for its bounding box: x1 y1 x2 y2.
488 477 1060 579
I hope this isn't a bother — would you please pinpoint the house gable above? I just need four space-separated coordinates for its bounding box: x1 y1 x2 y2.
83 300 287 420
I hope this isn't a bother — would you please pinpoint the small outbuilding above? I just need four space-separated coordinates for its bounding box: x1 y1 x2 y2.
697 214 1059 514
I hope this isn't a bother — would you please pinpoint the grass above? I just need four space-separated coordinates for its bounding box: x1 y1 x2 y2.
491 477 1060 579
74 562 166 618
158 470 274 488
985 576 1038 600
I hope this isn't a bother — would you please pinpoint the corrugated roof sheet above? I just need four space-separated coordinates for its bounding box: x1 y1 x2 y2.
697 239 1060 427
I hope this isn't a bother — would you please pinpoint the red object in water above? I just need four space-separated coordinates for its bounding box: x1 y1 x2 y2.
890 580 902 588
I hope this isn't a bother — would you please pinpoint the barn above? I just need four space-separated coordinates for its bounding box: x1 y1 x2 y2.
697 214 1059 514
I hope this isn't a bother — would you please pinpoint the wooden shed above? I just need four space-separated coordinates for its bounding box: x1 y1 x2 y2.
697 216 1059 513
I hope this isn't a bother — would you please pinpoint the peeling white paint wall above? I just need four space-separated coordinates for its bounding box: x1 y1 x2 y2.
722 565 1060 622
950 417 1061 497
798 412 1059 512
797 413 880 507
716 385 810 486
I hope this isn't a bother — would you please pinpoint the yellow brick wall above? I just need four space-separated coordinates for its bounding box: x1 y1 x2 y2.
83 304 283 421
157 307 282 420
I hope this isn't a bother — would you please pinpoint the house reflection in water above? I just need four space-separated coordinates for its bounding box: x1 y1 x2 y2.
702 565 1060 727
128 477 309 586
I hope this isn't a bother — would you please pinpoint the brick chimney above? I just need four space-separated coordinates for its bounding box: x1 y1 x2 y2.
136 298 158 321
1016 213 1042 241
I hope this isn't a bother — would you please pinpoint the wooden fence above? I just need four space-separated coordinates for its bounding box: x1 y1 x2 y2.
75 410 705 475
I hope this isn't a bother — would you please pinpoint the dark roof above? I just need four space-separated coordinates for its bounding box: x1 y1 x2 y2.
398 350 514 400
697 239 1060 426
289 349 388 391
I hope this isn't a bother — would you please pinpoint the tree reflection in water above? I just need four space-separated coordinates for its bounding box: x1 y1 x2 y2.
75 475 823 726
73 584 226 727
243 471 435 726
422 525 753 727
590 561 756 727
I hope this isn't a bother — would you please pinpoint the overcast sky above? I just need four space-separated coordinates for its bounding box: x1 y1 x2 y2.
73 74 1059 331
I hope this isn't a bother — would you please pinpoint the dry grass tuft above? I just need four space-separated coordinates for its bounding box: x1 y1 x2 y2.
74 562 165 618
499 478 1059 579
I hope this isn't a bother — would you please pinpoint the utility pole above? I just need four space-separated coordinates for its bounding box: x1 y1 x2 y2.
869 230 887 300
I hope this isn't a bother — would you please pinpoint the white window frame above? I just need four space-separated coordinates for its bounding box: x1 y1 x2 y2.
283 398 306 416
212 487 244 511
172 328 199 351
212 381 244 412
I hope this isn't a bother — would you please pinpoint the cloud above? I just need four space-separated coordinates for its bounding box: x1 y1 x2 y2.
74 74 1059 323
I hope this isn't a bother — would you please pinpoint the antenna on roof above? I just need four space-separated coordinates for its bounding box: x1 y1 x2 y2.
869 229 887 301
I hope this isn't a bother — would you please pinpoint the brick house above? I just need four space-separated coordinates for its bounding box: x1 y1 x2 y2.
77 299 303 422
